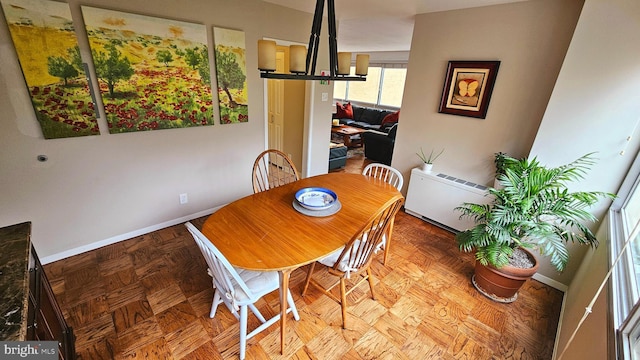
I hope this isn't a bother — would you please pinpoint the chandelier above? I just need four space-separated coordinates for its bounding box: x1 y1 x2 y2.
258 0 368 81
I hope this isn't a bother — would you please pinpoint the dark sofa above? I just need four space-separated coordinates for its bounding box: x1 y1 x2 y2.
362 124 398 165
334 103 398 132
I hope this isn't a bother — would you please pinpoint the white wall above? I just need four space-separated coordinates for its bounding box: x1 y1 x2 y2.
555 217 609 359
394 0 585 284
368 51 410 64
395 0 584 191
528 0 640 286
539 0 640 357
0 0 334 261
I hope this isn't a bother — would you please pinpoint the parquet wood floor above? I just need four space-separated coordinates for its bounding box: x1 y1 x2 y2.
44 154 563 359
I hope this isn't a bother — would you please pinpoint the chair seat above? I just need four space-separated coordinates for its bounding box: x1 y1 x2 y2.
318 246 345 268
318 239 364 274
233 268 280 304
318 231 385 270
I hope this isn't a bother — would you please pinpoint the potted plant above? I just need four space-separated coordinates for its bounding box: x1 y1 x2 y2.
455 153 615 302
416 147 444 172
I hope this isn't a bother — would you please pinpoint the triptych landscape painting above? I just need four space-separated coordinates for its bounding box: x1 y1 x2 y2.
213 27 248 124
81 6 215 133
2 1 250 138
1 0 99 139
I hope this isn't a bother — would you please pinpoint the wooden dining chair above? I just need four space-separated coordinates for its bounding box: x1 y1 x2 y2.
362 163 404 265
301 197 404 329
185 222 300 360
252 149 300 193
362 163 403 191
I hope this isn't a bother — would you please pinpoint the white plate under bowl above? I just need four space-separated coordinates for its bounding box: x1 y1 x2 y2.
292 199 341 217
295 187 337 211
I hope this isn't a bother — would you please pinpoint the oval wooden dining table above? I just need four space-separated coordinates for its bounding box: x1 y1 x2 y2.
201 172 404 355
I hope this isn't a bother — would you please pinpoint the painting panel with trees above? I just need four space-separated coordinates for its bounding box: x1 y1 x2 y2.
81 6 214 133
0 0 99 139
213 27 248 124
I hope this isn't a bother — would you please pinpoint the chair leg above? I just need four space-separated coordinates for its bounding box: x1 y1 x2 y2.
301 262 316 296
239 305 248 360
366 268 376 300
248 303 267 323
340 278 348 329
210 289 221 318
287 290 301 321
383 219 395 265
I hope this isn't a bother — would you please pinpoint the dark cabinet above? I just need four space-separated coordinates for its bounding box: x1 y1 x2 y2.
0 222 75 360
28 246 76 359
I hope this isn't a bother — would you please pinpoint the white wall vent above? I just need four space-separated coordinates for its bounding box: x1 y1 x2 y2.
404 169 491 232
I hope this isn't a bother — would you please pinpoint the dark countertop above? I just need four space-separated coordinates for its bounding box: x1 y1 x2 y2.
0 222 31 341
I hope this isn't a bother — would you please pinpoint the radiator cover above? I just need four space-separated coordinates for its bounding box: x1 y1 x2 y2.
404 168 491 232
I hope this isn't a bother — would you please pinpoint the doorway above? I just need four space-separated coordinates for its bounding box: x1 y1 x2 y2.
266 45 305 172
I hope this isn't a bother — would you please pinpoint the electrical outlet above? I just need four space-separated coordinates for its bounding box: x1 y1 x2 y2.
322 92 328 101
179 193 188 204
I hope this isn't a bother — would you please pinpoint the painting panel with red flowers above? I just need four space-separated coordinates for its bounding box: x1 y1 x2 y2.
1 0 100 139
82 6 215 133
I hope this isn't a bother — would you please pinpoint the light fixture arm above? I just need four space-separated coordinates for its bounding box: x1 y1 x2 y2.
326 0 338 77
306 0 324 76
259 0 366 81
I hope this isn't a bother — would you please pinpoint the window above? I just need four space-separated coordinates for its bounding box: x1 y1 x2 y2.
334 65 406 108
611 151 640 358
347 67 382 104
379 68 406 107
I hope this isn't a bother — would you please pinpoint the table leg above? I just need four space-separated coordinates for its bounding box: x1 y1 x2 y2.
279 269 293 355
342 134 352 147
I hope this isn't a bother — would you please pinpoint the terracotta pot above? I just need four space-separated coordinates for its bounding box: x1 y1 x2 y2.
472 248 539 303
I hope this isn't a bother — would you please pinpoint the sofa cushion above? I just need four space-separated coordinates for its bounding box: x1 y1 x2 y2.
336 102 353 119
359 108 385 125
352 105 366 121
351 121 381 130
381 111 399 126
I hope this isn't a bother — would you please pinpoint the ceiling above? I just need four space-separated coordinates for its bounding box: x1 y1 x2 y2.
263 0 530 52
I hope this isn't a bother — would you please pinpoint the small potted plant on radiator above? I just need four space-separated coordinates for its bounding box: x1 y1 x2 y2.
416 147 444 173
454 153 615 303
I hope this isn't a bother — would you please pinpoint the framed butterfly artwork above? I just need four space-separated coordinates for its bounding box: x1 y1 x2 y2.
438 60 500 119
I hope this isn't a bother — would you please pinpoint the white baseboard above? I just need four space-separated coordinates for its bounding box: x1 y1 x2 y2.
40 206 222 265
533 272 568 292
552 291 568 360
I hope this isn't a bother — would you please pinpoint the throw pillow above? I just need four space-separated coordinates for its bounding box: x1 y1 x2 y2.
381 110 399 126
336 102 354 119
